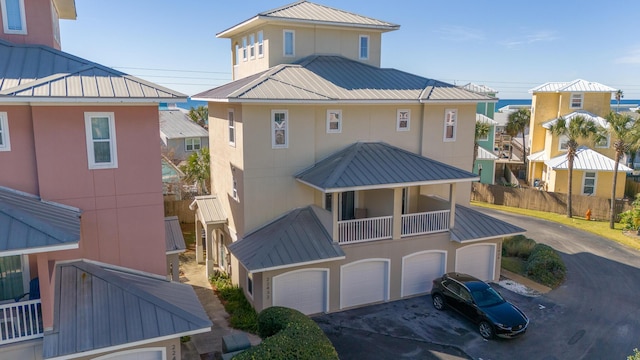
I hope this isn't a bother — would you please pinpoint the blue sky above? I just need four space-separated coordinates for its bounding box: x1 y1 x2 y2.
60 1 640 99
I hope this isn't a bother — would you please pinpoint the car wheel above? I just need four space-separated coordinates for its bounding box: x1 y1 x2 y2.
432 293 445 310
479 321 494 339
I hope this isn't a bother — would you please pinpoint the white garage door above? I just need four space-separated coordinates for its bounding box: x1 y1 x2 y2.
273 269 328 315
95 348 163 360
456 244 496 281
341 260 388 309
402 251 446 297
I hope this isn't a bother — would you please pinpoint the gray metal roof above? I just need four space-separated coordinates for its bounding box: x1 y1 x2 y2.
545 146 632 171
451 205 525 243
0 186 81 255
165 216 187 254
217 0 399 37
295 142 479 192
189 195 227 225
44 260 211 359
159 109 209 139
463 83 498 94
530 79 617 93
0 39 186 101
541 110 609 129
228 205 345 273
193 55 494 104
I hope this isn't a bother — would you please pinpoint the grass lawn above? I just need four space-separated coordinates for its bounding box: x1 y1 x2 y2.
501 256 526 274
472 201 640 251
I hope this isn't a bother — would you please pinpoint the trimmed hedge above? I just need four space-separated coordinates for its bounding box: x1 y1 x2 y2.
525 244 566 287
502 235 536 259
234 307 338 360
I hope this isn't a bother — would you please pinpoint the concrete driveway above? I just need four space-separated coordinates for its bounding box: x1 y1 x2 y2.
314 207 640 360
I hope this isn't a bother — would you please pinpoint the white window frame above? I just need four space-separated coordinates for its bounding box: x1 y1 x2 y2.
283 30 295 57
0 112 11 151
84 112 117 169
234 43 240 66
582 171 596 195
1 0 27 35
595 133 610 148
242 36 247 61
397 109 410 132
51 2 59 45
246 272 254 298
249 33 255 59
359 35 369 60
272 109 289 149
257 30 264 58
185 137 201 151
570 93 583 109
558 134 569 151
443 109 457 142
228 109 235 146
326 109 342 134
478 130 489 141
232 176 238 201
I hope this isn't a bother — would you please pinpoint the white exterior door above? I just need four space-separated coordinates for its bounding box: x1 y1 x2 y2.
272 269 328 315
401 251 446 297
341 259 389 309
455 244 496 281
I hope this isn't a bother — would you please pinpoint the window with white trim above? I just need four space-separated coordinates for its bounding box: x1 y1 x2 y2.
443 109 457 141
595 133 610 148
570 93 583 109
51 2 60 45
272 110 288 148
247 272 253 297
283 30 295 57
257 31 264 57
397 109 410 131
0 112 11 151
235 43 240 65
582 171 596 195
326 109 342 133
558 135 569 151
249 33 255 59
1 0 26 34
85 112 117 169
228 109 235 146
232 176 238 200
185 138 201 151
242 36 247 61
359 35 369 60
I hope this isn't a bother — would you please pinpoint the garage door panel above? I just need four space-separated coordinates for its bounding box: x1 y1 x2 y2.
341 260 388 309
402 252 445 297
456 245 495 281
273 270 327 315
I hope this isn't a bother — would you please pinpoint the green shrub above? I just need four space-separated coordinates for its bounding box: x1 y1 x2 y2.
234 307 338 360
209 271 258 333
628 348 640 360
525 244 566 287
620 193 640 230
502 235 536 259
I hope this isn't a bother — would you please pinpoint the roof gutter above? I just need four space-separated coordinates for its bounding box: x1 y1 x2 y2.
295 177 480 193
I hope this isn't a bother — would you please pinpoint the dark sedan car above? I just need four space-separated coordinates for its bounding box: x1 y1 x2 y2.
431 272 529 339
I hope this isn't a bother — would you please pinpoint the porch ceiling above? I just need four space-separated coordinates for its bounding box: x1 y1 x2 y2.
295 142 479 192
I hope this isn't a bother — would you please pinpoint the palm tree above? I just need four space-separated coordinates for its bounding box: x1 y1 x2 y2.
604 112 640 228
474 121 490 169
188 105 208 128
180 147 211 195
547 115 598 218
506 108 531 181
615 89 624 113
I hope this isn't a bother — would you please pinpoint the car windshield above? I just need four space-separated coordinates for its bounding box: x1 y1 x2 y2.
471 287 505 307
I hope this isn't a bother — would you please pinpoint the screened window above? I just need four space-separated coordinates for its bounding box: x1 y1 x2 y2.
582 172 596 195
359 35 369 60
85 112 117 169
397 109 410 131
272 110 288 148
444 109 457 141
249 34 255 59
570 93 583 109
185 138 201 151
283 30 295 57
257 31 264 57
326 109 342 133
0 112 10 151
228 109 235 146
1 0 26 34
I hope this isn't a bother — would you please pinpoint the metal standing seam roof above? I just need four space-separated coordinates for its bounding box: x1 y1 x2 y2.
228 205 345 273
463 83 498 94
0 39 186 101
0 186 81 255
43 260 211 360
544 146 632 171
165 216 187 254
527 150 549 162
159 109 209 139
189 195 227 224
295 142 479 192
217 0 399 37
451 205 525 243
530 79 617 93
476 147 498 160
193 55 495 103
476 113 498 125
541 110 609 129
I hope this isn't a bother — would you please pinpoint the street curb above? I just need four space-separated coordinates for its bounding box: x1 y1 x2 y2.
500 269 552 294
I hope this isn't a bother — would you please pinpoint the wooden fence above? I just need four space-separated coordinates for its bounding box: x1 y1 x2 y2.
164 198 196 223
472 183 632 221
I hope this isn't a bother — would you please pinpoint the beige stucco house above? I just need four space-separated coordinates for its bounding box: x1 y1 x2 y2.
192 1 525 315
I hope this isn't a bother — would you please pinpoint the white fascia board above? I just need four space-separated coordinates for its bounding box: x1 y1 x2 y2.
1 243 79 256
248 256 346 273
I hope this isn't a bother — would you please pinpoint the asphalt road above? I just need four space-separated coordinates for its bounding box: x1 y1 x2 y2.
314 207 640 360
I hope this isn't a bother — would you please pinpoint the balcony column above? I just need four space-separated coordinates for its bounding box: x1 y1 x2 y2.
449 183 456 228
393 188 403 239
332 192 339 242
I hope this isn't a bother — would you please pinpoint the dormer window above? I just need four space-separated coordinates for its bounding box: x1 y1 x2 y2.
242 37 247 61
1 0 27 34
249 34 255 59
570 93 583 109
257 31 264 57
283 30 295 57
359 35 369 60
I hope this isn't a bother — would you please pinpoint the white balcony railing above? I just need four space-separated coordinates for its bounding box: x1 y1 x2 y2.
401 210 450 237
338 215 392 244
0 300 43 345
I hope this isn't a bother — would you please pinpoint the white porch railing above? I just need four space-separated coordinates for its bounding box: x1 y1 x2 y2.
401 210 450 237
338 216 392 244
0 300 43 345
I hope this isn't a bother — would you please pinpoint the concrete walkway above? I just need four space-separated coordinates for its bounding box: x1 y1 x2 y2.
179 251 261 360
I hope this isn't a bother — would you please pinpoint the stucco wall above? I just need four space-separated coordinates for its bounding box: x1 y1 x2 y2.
0 0 60 49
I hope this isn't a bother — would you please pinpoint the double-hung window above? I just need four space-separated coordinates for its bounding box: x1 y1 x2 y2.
272 110 288 148
359 35 369 60
570 93 583 109
397 109 410 131
232 176 238 201
283 30 294 57
595 133 610 148
242 37 247 61
85 112 117 169
185 138 201 151
582 172 596 195
257 31 264 57
228 109 235 146
0 112 10 151
558 135 569 151
1 0 27 34
327 109 342 133
443 109 457 141
249 34 255 59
